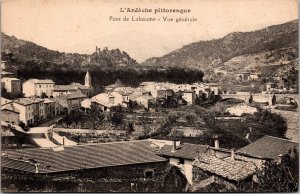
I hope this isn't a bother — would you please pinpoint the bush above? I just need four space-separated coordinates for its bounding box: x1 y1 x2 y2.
244 109 287 139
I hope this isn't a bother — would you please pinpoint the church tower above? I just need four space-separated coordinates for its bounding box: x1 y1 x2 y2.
85 71 92 88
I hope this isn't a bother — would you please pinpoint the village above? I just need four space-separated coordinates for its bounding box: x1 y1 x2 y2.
1 57 299 192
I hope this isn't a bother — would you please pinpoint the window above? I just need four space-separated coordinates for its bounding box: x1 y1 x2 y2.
144 169 154 179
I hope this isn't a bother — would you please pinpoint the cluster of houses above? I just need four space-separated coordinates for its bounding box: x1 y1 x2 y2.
1 65 92 126
1 135 298 191
86 81 220 111
1 63 222 126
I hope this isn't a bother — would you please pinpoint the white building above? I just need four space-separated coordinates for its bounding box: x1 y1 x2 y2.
23 79 55 97
135 95 156 109
155 140 208 184
12 98 36 125
182 90 196 105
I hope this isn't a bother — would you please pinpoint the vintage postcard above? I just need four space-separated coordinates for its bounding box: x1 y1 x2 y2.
1 0 298 192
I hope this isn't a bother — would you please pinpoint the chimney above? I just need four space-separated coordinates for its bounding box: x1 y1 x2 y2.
34 163 39 173
171 140 176 152
231 149 235 160
63 137 65 145
214 139 219 149
277 154 283 164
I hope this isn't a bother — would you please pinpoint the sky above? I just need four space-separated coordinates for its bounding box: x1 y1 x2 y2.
2 0 298 62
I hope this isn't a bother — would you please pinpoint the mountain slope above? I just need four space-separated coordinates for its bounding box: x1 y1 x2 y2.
142 20 298 72
1 33 139 69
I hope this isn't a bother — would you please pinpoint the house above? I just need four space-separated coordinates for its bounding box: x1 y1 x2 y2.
237 135 298 162
1 140 169 191
23 79 55 97
91 93 114 112
208 84 219 95
91 92 128 111
81 98 92 110
192 149 257 191
1 77 22 96
266 82 276 92
53 83 90 97
135 95 156 109
182 90 196 105
1 60 7 70
43 98 56 119
32 98 45 123
64 92 86 112
12 98 36 125
249 73 259 80
110 91 129 107
157 141 208 184
235 72 250 81
1 106 20 125
1 97 12 106
157 89 174 99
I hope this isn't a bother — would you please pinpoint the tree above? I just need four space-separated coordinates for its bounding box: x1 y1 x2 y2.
244 109 287 139
19 121 26 130
110 112 124 127
68 109 82 128
90 105 105 129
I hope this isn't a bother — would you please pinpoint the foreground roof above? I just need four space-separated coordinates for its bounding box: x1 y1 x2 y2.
1 140 166 174
193 153 256 182
237 135 298 160
157 143 208 160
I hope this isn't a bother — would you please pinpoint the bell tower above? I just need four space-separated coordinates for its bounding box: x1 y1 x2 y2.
85 71 92 88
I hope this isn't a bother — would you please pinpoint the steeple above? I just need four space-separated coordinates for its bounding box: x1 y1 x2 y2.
85 71 91 88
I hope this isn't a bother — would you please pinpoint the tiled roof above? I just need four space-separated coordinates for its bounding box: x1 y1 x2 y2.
237 136 298 160
1 107 20 114
193 153 256 182
157 143 208 160
2 140 166 174
26 79 55 84
54 84 89 91
1 71 14 75
136 95 155 101
1 77 20 81
66 92 86 99
55 96 69 108
1 97 12 105
13 98 36 106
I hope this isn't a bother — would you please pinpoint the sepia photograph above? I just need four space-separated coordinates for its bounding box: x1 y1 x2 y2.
0 0 299 192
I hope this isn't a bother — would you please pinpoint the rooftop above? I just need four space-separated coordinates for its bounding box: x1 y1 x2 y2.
26 79 55 84
237 135 298 160
53 84 89 91
66 92 86 99
193 152 256 182
1 77 20 81
157 143 208 160
1 140 166 174
1 71 14 75
13 98 37 106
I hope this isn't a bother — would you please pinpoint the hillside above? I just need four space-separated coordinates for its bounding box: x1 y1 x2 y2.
142 20 298 83
1 32 139 69
1 33 204 90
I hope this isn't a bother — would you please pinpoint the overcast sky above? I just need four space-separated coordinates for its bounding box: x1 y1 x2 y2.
2 0 298 62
